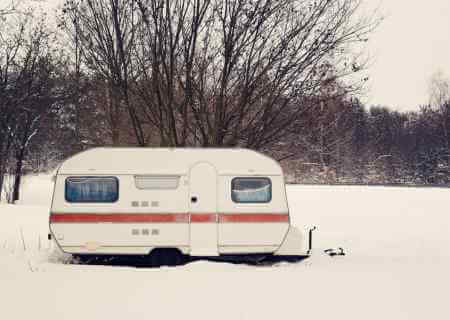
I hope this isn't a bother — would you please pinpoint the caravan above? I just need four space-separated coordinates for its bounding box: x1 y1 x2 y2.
49 148 314 264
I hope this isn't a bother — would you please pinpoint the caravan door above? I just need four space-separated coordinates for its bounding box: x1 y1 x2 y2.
188 162 218 256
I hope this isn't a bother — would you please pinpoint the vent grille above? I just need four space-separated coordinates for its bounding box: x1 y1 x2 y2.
151 201 159 207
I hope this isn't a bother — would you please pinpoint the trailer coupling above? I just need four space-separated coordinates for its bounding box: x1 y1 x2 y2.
307 226 317 255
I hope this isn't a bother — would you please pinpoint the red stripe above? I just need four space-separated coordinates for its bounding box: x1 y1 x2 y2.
190 213 217 223
50 213 289 223
219 213 289 223
50 213 189 223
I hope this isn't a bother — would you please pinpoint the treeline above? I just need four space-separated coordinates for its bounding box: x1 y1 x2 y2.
282 98 450 185
0 1 448 202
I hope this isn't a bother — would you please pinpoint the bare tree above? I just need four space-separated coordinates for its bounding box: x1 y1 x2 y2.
58 0 378 149
0 14 28 201
133 0 378 148
11 46 56 201
134 0 212 146
0 13 58 202
429 70 450 152
60 0 147 145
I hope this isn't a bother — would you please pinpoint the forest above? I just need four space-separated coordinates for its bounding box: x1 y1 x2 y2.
1 0 449 202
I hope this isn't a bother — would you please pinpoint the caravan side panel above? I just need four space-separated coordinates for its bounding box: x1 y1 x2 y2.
217 175 290 254
50 174 190 255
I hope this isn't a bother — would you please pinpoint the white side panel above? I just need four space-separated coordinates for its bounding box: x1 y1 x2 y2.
50 174 190 255
274 226 308 256
218 223 289 247
60 246 190 255
61 246 151 255
218 246 278 254
52 223 189 247
217 175 289 254
189 162 218 256
51 161 294 257
52 174 190 214
188 224 218 256
52 222 189 255
217 175 289 213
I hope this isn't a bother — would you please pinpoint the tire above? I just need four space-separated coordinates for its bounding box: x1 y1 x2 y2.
160 251 172 266
149 251 161 267
173 252 184 266
149 249 184 267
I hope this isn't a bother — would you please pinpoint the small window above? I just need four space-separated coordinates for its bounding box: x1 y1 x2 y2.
231 177 272 203
134 175 180 190
65 177 118 203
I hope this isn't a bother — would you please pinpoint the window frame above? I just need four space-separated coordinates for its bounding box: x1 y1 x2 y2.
231 177 272 204
65 176 119 203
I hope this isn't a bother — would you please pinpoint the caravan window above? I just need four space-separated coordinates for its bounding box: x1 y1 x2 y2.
65 177 119 203
134 175 180 190
231 177 272 203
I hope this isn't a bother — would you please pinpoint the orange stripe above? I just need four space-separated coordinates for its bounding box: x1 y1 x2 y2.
50 213 289 223
50 213 189 223
190 213 217 223
219 213 289 223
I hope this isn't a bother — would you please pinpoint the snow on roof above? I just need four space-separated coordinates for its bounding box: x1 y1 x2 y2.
58 148 283 176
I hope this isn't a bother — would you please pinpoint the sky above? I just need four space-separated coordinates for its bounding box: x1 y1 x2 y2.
365 0 450 111
15 0 450 112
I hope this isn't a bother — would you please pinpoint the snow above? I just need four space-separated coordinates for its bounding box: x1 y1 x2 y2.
1 177 449 320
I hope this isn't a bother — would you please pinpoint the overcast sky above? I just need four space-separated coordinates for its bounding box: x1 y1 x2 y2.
25 0 450 112
366 0 450 111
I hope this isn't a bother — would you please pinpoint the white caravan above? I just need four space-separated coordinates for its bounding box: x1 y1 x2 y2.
49 148 315 264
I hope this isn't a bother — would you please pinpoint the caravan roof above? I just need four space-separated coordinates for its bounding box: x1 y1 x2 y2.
58 148 283 176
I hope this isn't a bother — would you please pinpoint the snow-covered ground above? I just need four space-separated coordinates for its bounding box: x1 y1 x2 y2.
1 176 449 320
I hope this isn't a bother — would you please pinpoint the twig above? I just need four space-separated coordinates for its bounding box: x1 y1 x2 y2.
20 227 26 251
38 235 41 251
27 260 34 273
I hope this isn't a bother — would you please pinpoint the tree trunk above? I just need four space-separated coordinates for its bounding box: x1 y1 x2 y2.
0 154 4 201
0 172 4 202
12 147 25 203
0 144 12 202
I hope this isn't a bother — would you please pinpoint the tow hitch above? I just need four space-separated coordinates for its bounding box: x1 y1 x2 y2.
307 226 316 255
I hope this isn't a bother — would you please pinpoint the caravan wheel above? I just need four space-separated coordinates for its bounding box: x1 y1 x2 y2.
149 249 184 267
